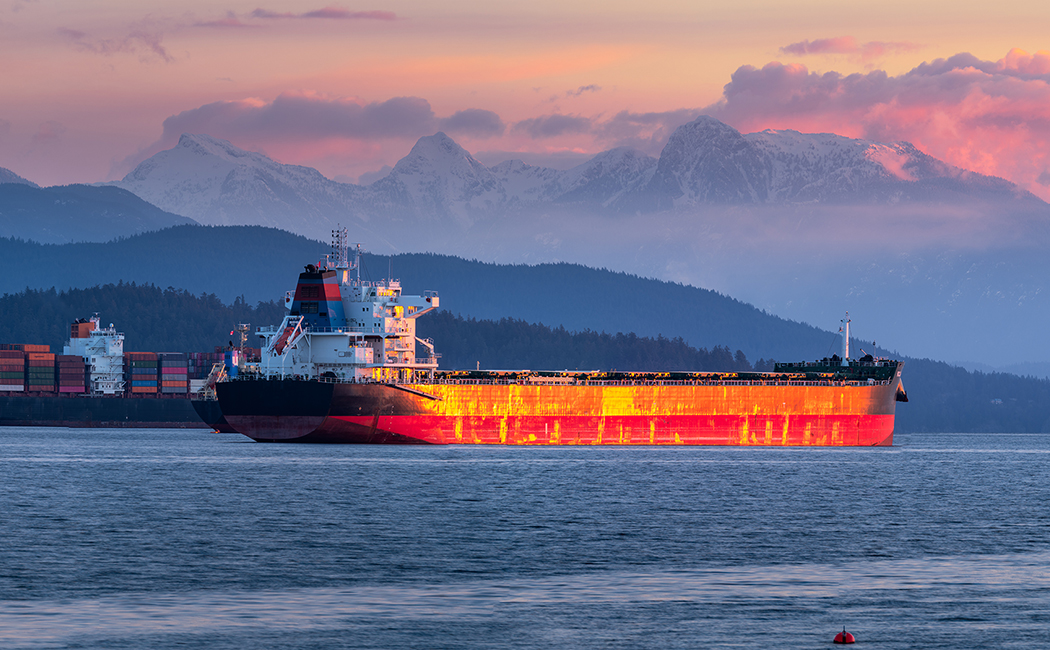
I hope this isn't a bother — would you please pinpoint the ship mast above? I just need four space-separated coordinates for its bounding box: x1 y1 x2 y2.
841 312 851 366
331 226 364 285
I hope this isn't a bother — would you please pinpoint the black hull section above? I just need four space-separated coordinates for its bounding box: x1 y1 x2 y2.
216 379 434 444
190 399 238 433
0 394 212 428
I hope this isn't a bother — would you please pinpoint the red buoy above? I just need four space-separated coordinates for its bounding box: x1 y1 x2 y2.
834 627 856 644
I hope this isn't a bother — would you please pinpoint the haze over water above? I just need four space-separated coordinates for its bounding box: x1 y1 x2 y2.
2 428 1049 648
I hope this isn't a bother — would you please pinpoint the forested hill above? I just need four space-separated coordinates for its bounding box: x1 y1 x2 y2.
0 285 285 353
0 224 840 362
418 311 770 372
0 285 1049 433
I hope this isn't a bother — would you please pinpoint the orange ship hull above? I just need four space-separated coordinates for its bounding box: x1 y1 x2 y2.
218 371 902 446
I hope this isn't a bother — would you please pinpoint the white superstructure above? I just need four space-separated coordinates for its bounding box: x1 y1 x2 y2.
63 315 125 395
255 230 439 383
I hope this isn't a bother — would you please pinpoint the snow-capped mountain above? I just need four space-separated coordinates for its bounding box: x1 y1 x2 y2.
111 134 368 235
743 128 1023 204
639 116 771 209
106 117 1046 244
628 115 1035 209
366 133 505 226
487 159 563 205
555 147 657 207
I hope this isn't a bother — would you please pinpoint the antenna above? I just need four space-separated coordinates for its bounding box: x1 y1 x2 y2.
353 243 364 283
331 226 349 269
841 312 851 366
236 323 250 349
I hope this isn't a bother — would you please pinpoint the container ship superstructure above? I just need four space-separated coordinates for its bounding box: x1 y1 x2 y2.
216 232 907 446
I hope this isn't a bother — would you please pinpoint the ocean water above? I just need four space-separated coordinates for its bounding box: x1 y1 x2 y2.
1 430 1049 649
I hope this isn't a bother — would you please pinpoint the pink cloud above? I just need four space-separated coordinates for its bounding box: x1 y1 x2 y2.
780 36 921 63
567 84 601 97
593 109 703 154
513 114 593 138
703 49 1050 200
194 12 256 28
438 109 505 137
58 26 172 62
160 93 435 142
250 7 397 20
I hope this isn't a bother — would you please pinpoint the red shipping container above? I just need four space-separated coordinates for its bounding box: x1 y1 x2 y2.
0 350 23 359
59 386 85 393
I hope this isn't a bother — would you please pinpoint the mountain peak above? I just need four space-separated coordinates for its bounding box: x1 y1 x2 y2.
175 133 263 162
402 131 473 163
391 132 489 177
382 132 502 222
644 115 770 206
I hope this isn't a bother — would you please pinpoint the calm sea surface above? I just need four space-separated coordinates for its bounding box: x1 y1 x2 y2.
2 429 1050 649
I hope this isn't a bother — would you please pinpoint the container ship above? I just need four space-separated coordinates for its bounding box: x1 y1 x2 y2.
215 232 907 446
0 316 246 429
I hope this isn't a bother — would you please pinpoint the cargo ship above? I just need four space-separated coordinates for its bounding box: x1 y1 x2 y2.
0 316 242 429
215 232 907 446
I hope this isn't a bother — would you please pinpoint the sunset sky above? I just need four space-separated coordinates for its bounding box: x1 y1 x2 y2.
3 0 1050 199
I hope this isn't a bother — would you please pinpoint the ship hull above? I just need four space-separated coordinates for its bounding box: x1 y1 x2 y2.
0 394 216 429
218 375 901 446
190 398 238 433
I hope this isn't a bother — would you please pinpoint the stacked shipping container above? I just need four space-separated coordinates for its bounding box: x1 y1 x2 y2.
159 353 188 394
56 355 87 394
0 344 49 352
0 350 24 392
187 352 226 380
26 352 56 392
126 352 158 394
